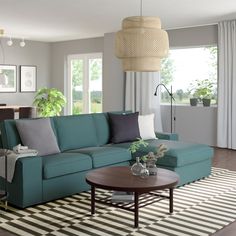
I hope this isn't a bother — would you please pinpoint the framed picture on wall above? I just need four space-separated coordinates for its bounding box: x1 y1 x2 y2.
20 65 37 92
0 64 17 92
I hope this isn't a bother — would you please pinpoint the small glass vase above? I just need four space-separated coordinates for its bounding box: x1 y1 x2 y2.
131 157 144 176
140 163 149 178
146 160 158 175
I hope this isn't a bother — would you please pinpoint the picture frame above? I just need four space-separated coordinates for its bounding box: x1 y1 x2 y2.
0 64 17 93
20 65 37 92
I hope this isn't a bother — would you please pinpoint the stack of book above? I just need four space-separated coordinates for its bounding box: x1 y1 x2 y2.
111 191 134 203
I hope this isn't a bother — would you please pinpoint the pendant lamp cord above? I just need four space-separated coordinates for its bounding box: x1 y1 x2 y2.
0 39 5 64
140 0 143 17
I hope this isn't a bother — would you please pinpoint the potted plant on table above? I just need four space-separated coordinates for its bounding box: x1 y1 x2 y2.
129 139 168 176
33 87 66 117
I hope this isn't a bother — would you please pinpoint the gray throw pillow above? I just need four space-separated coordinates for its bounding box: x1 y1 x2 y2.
16 118 60 156
108 112 141 144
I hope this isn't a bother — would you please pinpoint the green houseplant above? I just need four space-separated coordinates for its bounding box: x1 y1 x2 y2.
33 87 66 117
189 79 214 106
129 139 168 176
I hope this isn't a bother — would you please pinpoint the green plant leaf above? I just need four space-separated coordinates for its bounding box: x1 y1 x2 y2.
33 87 66 117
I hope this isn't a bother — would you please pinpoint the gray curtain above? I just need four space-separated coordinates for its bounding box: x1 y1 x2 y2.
125 72 163 132
217 20 236 149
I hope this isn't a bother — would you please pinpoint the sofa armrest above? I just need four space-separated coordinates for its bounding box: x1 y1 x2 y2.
5 156 43 208
155 132 179 141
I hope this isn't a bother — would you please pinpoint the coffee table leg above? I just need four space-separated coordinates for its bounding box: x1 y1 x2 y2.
134 192 139 228
169 188 173 213
91 186 95 215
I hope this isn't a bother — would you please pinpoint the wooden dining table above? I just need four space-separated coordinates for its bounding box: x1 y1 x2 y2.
0 106 30 112
0 106 36 119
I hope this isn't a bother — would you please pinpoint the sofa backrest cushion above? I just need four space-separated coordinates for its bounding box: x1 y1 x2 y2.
16 118 60 156
1 118 57 150
53 114 97 151
108 112 141 144
92 113 110 146
138 113 157 140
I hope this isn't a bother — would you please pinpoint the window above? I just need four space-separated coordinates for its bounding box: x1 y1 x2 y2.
160 46 217 105
67 53 102 114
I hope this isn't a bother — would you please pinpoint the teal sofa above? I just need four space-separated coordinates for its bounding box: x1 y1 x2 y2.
0 112 213 208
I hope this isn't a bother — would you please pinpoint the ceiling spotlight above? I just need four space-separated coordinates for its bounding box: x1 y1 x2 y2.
20 39 25 47
7 37 13 46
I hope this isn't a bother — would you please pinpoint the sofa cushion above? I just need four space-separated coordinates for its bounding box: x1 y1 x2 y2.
138 114 157 140
67 146 132 168
42 152 92 179
92 113 110 146
16 118 60 156
53 115 97 151
108 112 140 144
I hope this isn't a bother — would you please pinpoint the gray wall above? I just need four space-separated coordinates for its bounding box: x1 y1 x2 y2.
161 105 217 146
103 33 124 112
0 38 50 105
51 37 103 110
50 35 125 113
167 25 218 47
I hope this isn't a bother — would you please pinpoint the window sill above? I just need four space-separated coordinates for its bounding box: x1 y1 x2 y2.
161 103 218 108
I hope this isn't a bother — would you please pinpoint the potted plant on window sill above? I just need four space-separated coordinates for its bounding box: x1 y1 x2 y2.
188 79 215 107
190 98 198 106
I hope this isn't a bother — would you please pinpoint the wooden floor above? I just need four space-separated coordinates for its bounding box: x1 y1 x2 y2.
210 147 236 236
0 147 236 236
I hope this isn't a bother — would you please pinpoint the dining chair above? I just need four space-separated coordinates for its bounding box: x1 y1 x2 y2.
19 107 37 119
0 108 14 122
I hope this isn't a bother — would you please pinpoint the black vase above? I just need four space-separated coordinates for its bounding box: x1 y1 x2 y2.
190 98 198 106
203 98 211 107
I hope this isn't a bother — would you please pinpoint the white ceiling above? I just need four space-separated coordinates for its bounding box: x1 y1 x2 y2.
1 0 236 42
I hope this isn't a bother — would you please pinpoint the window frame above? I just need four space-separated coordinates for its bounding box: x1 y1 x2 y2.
66 53 103 115
160 45 218 106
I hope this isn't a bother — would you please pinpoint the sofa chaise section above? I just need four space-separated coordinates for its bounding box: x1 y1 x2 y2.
110 138 213 186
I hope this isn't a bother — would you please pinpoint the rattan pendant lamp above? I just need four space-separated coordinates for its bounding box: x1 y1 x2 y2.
115 0 169 72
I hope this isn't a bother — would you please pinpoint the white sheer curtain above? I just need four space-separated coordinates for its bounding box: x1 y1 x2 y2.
125 72 163 132
217 20 236 149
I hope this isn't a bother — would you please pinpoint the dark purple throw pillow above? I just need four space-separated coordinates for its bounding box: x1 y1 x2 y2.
108 112 141 144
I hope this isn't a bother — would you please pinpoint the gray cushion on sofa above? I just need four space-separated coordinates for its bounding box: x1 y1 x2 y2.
16 118 60 156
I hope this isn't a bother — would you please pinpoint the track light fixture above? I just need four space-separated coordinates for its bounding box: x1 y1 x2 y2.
7 37 13 46
0 29 26 47
20 39 25 47
6 37 26 47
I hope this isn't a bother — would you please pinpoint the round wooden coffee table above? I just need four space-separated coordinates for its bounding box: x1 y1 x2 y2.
86 166 179 228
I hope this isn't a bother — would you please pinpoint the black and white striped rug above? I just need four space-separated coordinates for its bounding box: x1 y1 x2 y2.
1 168 236 236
